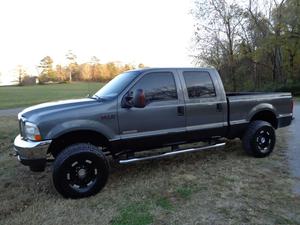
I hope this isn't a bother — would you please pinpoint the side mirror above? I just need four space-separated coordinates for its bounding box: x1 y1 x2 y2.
133 89 146 108
121 94 133 108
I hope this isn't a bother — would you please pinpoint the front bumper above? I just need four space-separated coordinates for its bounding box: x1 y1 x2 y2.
13 135 52 168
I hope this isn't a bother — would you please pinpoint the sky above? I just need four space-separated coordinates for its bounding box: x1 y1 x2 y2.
0 0 194 84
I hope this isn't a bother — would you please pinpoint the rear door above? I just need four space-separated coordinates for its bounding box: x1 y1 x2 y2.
177 69 227 139
117 70 186 149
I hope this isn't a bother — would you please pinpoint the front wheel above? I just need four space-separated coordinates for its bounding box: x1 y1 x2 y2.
242 120 276 158
52 143 110 198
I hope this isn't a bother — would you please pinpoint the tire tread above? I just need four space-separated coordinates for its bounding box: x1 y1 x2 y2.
242 120 275 158
52 143 109 198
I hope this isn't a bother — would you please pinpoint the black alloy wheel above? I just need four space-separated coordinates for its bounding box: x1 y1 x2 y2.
52 143 109 198
243 120 276 158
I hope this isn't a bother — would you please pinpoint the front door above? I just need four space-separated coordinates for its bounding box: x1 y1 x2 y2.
118 70 186 150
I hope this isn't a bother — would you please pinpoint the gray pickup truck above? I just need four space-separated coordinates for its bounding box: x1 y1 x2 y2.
14 68 293 198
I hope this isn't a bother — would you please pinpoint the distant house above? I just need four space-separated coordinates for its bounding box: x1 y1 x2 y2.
21 76 39 85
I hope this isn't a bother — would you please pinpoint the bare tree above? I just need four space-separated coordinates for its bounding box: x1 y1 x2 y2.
66 50 78 82
191 0 244 91
245 0 287 84
281 0 300 81
16 65 28 85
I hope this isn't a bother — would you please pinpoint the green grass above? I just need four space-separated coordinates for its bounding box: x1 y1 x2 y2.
0 82 105 109
0 117 300 225
155 197 174 210
1 82 298 110
176 186 193 199
111 202 153 225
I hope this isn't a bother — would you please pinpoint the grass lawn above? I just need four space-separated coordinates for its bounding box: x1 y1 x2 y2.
0 82 105 109
0 116 300 225
1 83 298 110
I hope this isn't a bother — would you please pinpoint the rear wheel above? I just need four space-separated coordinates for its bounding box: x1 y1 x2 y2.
52 143 109 198
242 120 276 158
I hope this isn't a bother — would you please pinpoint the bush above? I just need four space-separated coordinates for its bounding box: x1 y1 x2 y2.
255 82 300 96
275 83 300 96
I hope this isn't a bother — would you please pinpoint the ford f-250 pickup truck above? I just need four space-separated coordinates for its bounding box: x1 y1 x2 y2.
14 68 293 198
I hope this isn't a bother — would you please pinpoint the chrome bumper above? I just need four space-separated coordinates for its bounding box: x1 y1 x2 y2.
13 135 52 161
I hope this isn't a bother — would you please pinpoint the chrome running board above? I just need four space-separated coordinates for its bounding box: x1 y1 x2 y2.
118 142 226 164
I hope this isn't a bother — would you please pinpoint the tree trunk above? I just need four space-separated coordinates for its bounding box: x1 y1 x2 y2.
289 50 295 81
252 60 259 89
275 47 284 84
271 53 276 85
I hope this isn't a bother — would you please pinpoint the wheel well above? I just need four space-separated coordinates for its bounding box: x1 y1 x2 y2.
48 130 110 157
250 110 278 128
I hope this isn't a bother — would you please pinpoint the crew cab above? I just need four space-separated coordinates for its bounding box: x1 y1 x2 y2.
14 68 293 198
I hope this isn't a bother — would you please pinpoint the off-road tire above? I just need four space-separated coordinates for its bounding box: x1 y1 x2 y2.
242 120 276 158
52 143 109 198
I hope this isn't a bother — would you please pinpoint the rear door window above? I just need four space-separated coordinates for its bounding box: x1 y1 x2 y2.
183 71 216 98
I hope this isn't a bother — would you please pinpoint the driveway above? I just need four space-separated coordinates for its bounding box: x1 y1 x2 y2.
277 100 300 194
0 107 24 117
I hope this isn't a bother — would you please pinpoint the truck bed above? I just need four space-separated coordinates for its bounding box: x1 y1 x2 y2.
226 92 293 138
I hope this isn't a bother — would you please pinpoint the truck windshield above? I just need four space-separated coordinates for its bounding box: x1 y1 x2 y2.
93 71 141 99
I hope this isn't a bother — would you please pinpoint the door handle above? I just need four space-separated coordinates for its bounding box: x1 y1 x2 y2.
177 106 185 116
216 103 223 112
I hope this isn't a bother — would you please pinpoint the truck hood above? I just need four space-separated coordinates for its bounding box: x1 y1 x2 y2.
19 98 99 120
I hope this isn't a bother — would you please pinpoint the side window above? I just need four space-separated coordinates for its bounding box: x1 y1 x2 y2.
130 72 178 103
183 71 216 98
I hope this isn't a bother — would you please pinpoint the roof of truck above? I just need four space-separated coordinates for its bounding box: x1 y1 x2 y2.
131 67 215 72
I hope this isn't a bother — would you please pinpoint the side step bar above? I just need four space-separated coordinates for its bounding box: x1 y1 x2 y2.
118 142 226 164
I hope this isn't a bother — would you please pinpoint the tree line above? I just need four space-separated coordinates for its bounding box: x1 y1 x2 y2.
18 50 145 85
191 0 300 94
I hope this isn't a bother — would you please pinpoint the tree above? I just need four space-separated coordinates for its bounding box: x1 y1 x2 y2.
242 0 292 85
191 0 300 92
38 56 56 83
138 63 145 68
66 50 79 82
16 65 28 85
90 56 101 81
281 0 300 81
191 0 244 91
79 63 90 81
55 64 68 81
237 0 274 89
123 63 135 72
106 62 119 80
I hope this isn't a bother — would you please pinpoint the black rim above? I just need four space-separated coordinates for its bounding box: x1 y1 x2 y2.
255 128 273 153
63 158 99 192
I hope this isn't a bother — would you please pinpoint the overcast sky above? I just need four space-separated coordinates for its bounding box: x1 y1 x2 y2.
0 0 194 84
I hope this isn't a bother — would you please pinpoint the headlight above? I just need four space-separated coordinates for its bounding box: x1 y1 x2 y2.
24 122 42 141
